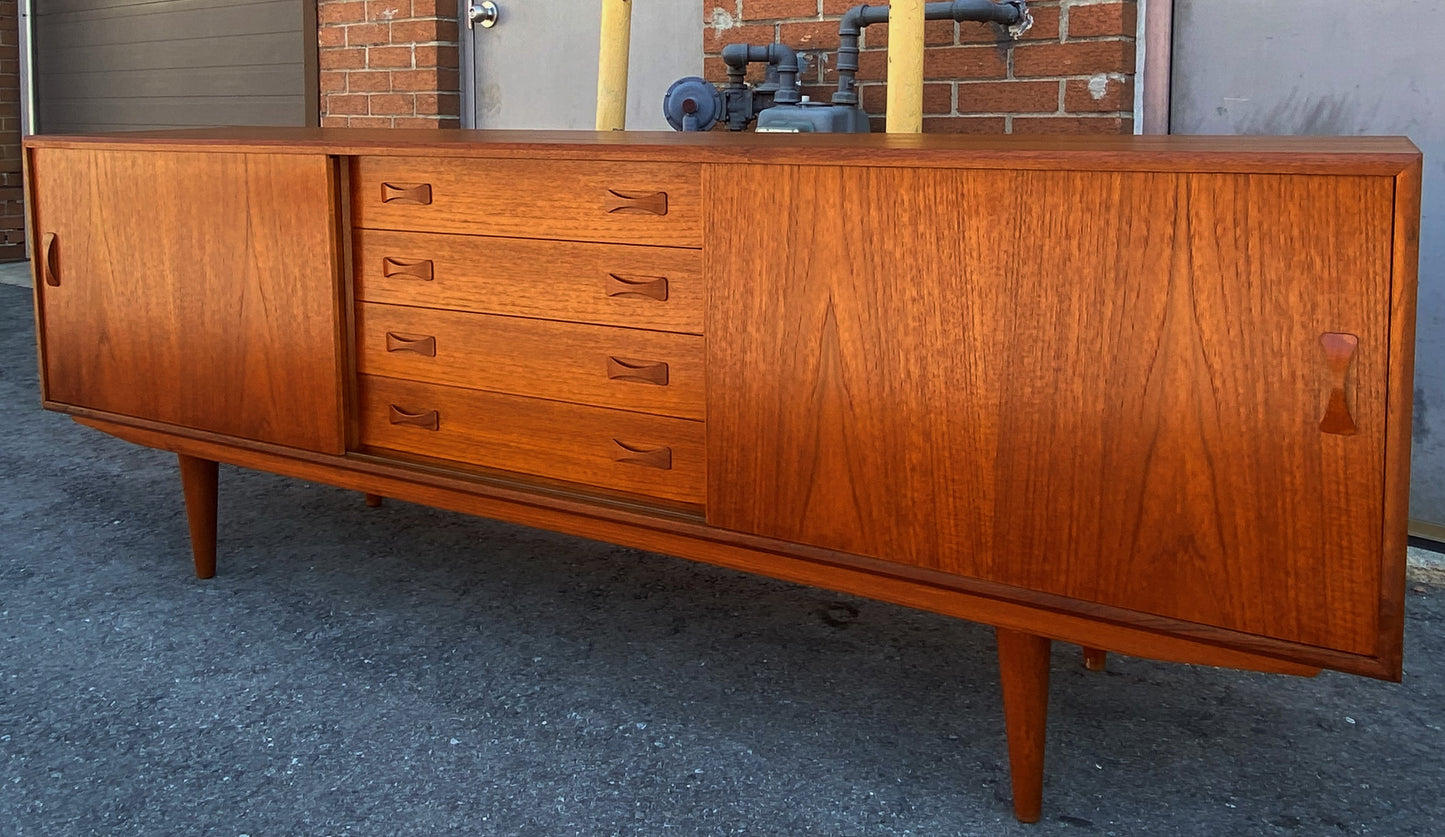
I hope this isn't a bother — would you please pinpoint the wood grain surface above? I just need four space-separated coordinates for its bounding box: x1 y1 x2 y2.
25 128 1422 176
357 375 705 504
997 628 1053 824
75 410 1347 676
1378 158 1424 675
356 303 705 420
706 164 1394 656
351 156 701 247
28 148 344 453
353 230 704 333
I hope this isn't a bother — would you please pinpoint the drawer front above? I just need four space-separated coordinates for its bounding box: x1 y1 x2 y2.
358 375 705 504
351 156 701 247
356 303 705 420
354 230 703 334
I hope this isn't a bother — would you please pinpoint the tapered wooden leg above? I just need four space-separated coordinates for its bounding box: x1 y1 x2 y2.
177 454 219 579
1082 647 1108 671
364 493 384 507
997 627 1052 824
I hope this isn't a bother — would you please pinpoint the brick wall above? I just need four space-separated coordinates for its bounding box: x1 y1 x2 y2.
704 0 1136 133
317 0 461 128
0 0 22 261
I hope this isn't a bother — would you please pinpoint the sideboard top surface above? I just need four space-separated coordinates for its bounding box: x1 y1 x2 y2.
23 127 1421 175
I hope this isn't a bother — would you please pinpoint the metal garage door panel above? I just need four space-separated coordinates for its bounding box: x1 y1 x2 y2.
34 0 312 131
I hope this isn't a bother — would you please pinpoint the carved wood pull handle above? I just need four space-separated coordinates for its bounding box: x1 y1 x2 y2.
611 440 673 470
381 182 433 205
607 357 669 386
41 233 59 287
385 331 437 357
605 190 668 216
605 273 669 301
389 405 439 431
1320 332 1359 436
382 257 435 281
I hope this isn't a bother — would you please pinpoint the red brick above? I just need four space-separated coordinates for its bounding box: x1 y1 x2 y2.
319 1 366 24
392 19 454 44
860 82 953 115
1012 41 1134 77
345 22 390 46
958 5 1060 43
347 116 396 128
779 20 840 50
706 23 777 53
346 70 393 92
1064 75 1132 112
415 92 461 116
741 0 818 20
922 115 1008 134
1011 115 1132 134
367 46 414 68
798 83 836 102
854 50 887 82
369 92 415 115
821 0 856 12
319 70 348 93
326 93 369 115
319 47 366 70
702 55 768 84
957 79 1060 113
319 26 346 48
923 45 1008 80
1067 2 1137 39
414 44 459 69
391 68 459 92
864 19 955 48
410 0 446 15
366 0 411 21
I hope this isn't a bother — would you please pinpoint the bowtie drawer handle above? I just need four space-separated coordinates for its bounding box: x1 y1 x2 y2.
382 257 435 281
389 405 440 431
605 190 668 216
381 182 433 205
611 440 673 470
605 273 669 301
41 233 60 287
1319 332 1359 436
385 332 437 357
606 357 669 386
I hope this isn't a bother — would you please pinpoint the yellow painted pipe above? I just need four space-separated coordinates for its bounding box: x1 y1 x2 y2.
596 0 633 131
885 0 925 133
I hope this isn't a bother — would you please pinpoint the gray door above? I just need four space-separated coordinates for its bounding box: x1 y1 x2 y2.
1171 0 1445 535
459 0 700 130
32 0 315 132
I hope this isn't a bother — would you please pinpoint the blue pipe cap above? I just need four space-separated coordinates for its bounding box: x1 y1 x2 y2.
663 77 725 132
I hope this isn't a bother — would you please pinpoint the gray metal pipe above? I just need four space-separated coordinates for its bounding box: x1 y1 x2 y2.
721 42 802 104
833 0 1030 105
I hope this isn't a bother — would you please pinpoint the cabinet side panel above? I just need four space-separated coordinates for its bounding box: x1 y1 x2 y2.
706 164 1392 657
30 148 344 453
1378 159 1423 677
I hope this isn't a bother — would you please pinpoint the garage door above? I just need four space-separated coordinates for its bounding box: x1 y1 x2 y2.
33 0 315 132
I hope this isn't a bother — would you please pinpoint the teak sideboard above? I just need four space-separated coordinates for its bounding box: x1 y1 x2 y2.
23 129 1422 822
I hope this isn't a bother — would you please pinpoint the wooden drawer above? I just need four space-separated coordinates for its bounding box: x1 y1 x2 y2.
358 375 705 505
356 303 704 420
351 156 701 247
353 230 703 334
